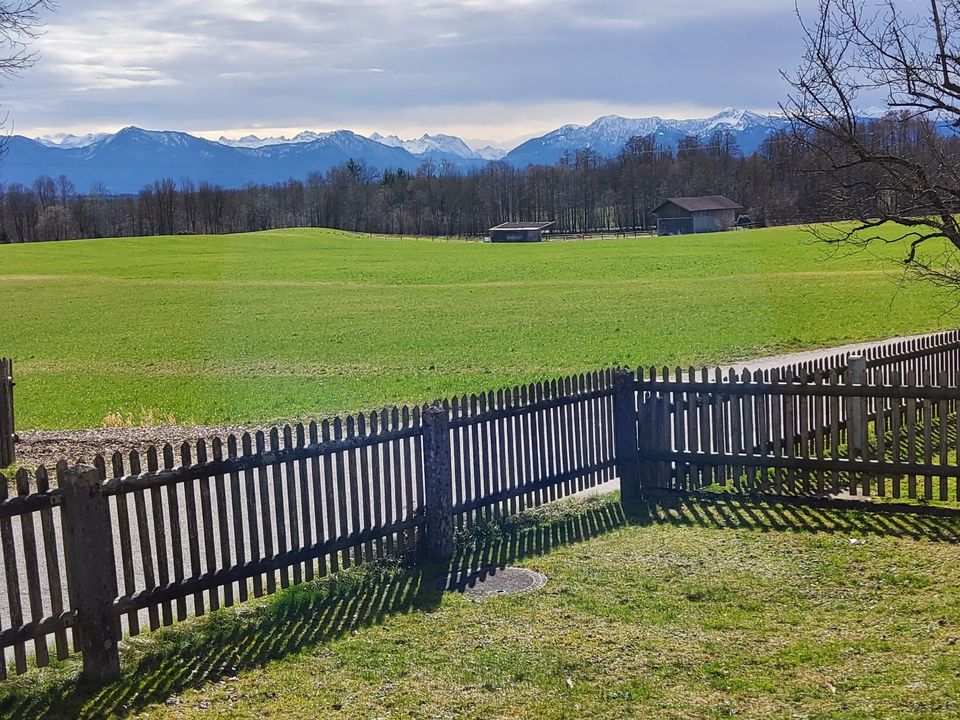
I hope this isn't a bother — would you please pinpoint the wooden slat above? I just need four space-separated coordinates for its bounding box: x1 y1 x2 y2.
35 466 69 660
938 371 949 502
504 388 519 514
413 405 425 542
401 407 415 547
180 443 205 614
322 420 340 569
346 417 362 565
828 369 840 495
269 428 289 589
490 391 504 514
308 422 326 575
164 444 188 620
333 418 350 567
922 372 934 501
227 435 247 603
15 470 48 668
357 415 373 562
368 414 383 557
196 440 219 612
241 433 263 597
147 447 173 625
130 451 161 630
212 439 233 608
0 475 27 674
296 424 314 579
379 411 395 552
111 452 139 635
284 426 302 585
255 432 276 594
906 371 918 499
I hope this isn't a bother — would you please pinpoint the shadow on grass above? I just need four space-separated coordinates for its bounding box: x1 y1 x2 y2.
0 498 627 720
4 491 956 719
627 491 960 543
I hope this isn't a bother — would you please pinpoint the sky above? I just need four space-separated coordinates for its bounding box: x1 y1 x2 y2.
2 0 819 149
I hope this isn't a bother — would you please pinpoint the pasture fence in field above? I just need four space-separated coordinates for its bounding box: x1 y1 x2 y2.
630 329 960 501
0 372 615 681
0 359 14 467
1 329 959 683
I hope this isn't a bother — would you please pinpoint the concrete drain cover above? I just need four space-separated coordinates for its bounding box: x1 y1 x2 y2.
441 566 547 600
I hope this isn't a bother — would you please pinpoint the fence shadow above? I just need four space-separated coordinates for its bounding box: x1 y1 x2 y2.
629 491 960 543
1 501 627 720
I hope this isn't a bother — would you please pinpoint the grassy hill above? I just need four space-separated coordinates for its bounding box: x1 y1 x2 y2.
1 226 957 430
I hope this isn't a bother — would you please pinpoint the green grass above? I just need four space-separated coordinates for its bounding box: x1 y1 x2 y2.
4 494 960 719
2 225 959 430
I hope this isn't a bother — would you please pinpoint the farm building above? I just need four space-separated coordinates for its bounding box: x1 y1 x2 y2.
488 221 556 243
653 196 743 236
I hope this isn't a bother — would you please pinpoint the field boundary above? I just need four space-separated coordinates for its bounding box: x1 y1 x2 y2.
1 329 959 683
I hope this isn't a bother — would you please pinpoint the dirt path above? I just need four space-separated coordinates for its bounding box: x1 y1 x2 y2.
8 331 937 473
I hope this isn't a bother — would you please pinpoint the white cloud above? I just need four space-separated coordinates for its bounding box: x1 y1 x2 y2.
5 0 815 140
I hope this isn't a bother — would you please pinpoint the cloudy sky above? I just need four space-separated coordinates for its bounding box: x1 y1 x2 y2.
4 0 817 147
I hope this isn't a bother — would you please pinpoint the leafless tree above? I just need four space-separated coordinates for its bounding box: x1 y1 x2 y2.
0 1 53 78
784 0 960 285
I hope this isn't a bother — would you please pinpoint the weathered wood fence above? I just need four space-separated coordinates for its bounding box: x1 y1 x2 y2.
631 331 960 501
0 372 615 681
2 329 959 683
0 359 14 467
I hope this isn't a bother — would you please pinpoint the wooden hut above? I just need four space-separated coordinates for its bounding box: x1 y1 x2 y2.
488 221 556 243
653 196 743 236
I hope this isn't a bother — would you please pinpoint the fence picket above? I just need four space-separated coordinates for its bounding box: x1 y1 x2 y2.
0 475 26 674
14 469 48 668
195 440 219 611
147 446 173 625
241 433 263 597
110 452 138 635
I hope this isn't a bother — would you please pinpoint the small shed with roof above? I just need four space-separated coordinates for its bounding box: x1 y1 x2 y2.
488 221 556 243
653 196 743 236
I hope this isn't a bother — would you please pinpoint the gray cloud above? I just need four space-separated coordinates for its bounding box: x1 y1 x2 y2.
4 0 819 143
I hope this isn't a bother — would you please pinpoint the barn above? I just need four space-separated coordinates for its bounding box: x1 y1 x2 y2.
653 196 743 236
488 221 556 243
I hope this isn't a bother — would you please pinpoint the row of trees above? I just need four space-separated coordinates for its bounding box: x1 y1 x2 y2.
0 114 953 244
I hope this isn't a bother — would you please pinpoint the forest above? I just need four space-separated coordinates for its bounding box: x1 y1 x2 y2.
0 113 947 243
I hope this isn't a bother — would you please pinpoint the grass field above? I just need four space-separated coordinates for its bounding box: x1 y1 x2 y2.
3 494 960 719
2 225 959 430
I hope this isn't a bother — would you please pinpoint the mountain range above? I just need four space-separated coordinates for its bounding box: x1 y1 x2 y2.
3 108 790 194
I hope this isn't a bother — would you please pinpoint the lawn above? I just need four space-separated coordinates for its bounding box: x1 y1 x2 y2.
3 494 959 719
1 226 958 430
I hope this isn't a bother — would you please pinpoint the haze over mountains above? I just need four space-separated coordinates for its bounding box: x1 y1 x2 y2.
4 109 790 194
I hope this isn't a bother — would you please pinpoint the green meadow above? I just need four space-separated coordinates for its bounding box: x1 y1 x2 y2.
1 225 957 430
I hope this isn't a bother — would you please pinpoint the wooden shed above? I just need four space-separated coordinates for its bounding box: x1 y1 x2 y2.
653 196 743 236
488 221 556 243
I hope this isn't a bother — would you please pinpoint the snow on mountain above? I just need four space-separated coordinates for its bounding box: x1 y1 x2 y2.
217 131 333 148
369 132 488 160
505 108 790 166
35 132 111 149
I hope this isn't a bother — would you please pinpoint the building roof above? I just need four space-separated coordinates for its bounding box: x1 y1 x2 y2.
653 196 743 214
489 221 556 232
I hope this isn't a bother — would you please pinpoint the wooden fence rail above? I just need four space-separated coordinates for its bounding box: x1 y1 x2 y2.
0 359 14 468
0 371 614 681
1 330 957 682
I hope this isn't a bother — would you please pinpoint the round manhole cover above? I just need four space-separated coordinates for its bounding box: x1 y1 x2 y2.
441 566 547 600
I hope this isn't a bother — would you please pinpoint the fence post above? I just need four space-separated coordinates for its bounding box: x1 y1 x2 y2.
613 369 643 507
848 355 866 459
0 358 14 467
421 403 454 562
59 463 121 683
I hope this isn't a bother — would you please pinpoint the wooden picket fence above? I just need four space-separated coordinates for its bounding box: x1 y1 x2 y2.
0 372 615 681
2 328 959 683
0 359 14 468
632 331 960 501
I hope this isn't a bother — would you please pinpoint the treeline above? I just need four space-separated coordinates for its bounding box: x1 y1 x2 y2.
0 114 943 243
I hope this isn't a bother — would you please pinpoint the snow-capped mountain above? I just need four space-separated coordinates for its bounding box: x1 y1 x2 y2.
35 132 111 149
217 131 334 148
504 108 789 166
6 109 793 195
